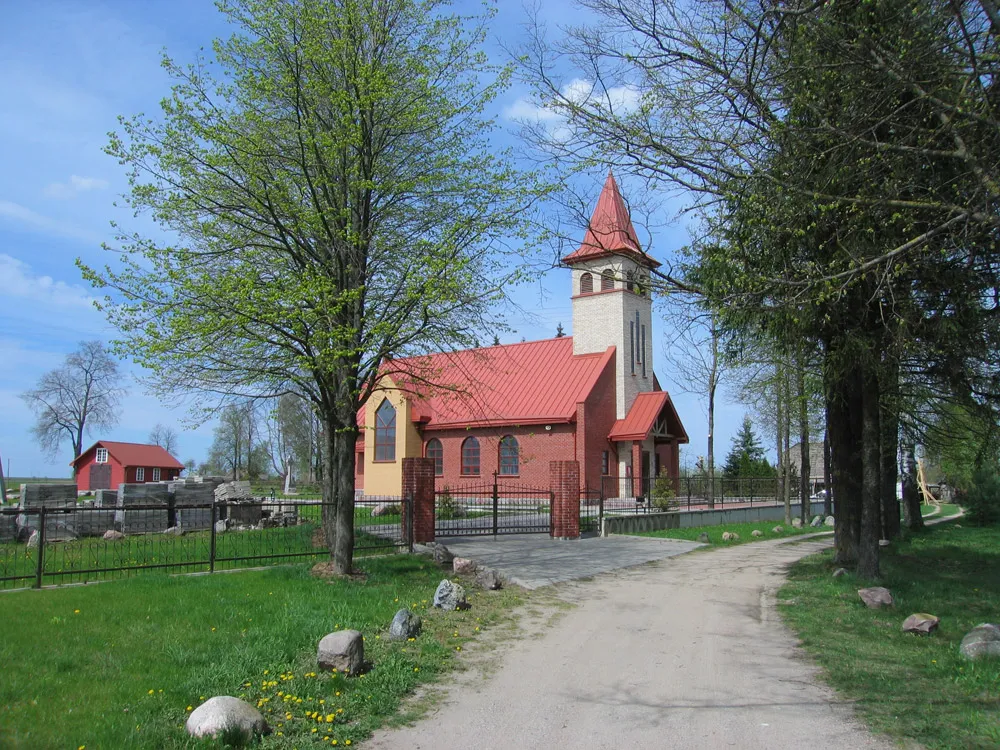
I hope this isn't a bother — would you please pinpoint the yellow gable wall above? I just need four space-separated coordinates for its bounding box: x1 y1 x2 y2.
363 378 423 496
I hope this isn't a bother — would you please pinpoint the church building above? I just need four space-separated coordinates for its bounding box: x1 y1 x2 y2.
355 172 688 496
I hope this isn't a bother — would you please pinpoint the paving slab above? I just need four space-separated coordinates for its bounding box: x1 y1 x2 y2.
435 533 703 588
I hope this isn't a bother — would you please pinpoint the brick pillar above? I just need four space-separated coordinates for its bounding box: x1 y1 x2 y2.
402 457 435 544
549 460 580 539
632 441 643 498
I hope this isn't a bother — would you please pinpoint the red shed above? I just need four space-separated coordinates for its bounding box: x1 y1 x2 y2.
71 440 185 493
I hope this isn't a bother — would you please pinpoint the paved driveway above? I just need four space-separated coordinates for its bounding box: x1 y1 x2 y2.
436 533 703 589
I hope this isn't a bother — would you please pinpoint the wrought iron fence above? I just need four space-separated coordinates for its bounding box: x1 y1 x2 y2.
0 497 411 591
598 476 794 514
435 480 552 536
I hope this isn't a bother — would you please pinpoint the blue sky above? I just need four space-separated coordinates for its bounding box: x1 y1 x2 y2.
0 0 747 478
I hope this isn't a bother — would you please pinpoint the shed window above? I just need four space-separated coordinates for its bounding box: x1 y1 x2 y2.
461 437 480 476
95 448 108 464
580 273 593 294
374 399 396 461
425 438 443 476
601 272 615 291
136 467 145 482
152 468 161 482
499 436 519 475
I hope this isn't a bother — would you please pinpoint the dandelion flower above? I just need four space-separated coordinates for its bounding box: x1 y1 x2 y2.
186 706 193 712
74 609 80 614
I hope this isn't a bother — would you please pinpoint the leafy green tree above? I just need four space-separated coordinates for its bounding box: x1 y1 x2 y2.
721 417 773 479
82 0 540 573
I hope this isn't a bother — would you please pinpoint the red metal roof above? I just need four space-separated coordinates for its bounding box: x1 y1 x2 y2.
608 391 690 443
561 171 660 268
72 441 185 469
373 338 616 430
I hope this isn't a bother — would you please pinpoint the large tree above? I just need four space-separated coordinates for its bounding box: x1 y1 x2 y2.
148 423 180 456
83 0 540 573
21 341 127 472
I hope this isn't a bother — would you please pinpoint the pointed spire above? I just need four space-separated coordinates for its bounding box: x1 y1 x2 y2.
561 171 659 268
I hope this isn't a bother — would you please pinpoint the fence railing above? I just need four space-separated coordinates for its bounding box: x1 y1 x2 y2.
595 476 801 515
0 497 411 591
435 481 552 536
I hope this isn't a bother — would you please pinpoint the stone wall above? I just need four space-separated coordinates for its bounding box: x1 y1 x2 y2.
601 501 829 536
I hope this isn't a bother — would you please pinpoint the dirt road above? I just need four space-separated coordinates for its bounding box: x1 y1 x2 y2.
367 536 894 750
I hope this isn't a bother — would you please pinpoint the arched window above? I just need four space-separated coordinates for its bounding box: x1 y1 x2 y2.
461 437 480 476
580 272 593 294
601 271 615 291
425 438 443 476
374 399 396 461
499 436 519 475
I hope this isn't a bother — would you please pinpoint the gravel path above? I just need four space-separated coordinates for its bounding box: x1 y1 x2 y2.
367 535 896 750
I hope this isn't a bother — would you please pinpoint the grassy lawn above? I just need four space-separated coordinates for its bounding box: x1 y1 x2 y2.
779 519 1000 749
0 554 522 749
628 519 819 545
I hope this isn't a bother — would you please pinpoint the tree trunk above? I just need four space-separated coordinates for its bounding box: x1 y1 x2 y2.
707 325 718 508
823 428 833 516
858 360 881 580
776 364 789 524
783 366 793 524
901 437 924 530
880 385 901 541
827 354 862 565
320 415 358 575
797 349 811 525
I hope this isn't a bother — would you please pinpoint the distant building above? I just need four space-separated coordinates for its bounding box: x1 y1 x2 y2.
71 440 185 493
355 172 689 496
785 441 827 494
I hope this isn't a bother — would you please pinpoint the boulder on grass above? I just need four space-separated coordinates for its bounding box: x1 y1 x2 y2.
751 530 763 538
433 579 467 610
824 515 835 527
772 526 784 534
103 529 125 541
832 567 848 578
791 518 803 528
960 623 1000 660
26 530 39 549
902 613 940 635
721 531 733 541
858 587 894 609
371 503 400 518
186 696 268 741
163 526 185 537
697 532 710 544
388 609 422 641
475 567 503 590
810 515 824 527
317 630 364 675
453 557 477 575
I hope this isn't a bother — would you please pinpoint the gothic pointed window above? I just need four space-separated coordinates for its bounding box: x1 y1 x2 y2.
374 399 396 461
580 272 593 294
461 437 480 476
499 436 519 475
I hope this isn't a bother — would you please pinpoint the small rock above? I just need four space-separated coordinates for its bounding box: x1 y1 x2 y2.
163 526 185 536
772 526 784 533
879 539 891 547
388 609 421 641
422 542 453 565
902 613 940 635
721 531 733 541
214 520 227 534
185 696 268 740
433 579 467 610
810 515 824 527
475 567 503 590
730 532 740 541
453 557 477 575
103 529 125 541
858 586 894 609
317 630 365 675
751 530 763 538
697 532 710 543
824 515 835 527
26 530 39 549
791 518 803 528
954 524 962 528
832 567 847 577
960 623 1000 660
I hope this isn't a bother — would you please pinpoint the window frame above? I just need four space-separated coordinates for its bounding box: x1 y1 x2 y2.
95 447 108 464
136 467 145 482
425 438 444 476
601 271 615 291
601 450 610 476
499 435 519 476
461 437 481 476
580 272 594 294
374 398 397 462
152 467 161 482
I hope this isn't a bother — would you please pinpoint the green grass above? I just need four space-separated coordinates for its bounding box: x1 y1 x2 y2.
779 519 1000 749
629 519 818 545
0 554 523 749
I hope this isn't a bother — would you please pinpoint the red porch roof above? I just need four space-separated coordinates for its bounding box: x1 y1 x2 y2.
71 441 185 470
608 391 689 443
561 171 660 269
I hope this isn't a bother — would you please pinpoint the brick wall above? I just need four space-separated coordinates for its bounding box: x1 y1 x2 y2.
550 460 580 538
580 356 619 492
402 457 435 543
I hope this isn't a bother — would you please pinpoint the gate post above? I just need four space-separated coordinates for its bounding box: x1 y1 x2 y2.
402 457 435 544
549 460 580 539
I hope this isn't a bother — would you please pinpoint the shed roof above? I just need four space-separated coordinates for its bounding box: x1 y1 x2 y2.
608 391 689 443
369 337 616 430
72 441 185 470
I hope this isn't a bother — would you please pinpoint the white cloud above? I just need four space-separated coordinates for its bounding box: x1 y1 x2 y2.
0 199 104 243
504 79 642 126
0 253 97 311
44 175 109 199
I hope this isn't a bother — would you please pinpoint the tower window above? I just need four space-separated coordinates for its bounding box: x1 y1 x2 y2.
641 324 647 377
629 321 635 375
580 273 593 294
601 272 615 291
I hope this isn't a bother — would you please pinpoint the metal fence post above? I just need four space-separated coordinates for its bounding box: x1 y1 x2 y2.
34 507 46 589
491 475 499 537
209 501 217 574
405 494 414 553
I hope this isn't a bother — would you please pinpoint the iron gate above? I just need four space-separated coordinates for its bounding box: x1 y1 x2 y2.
434 478 552 536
